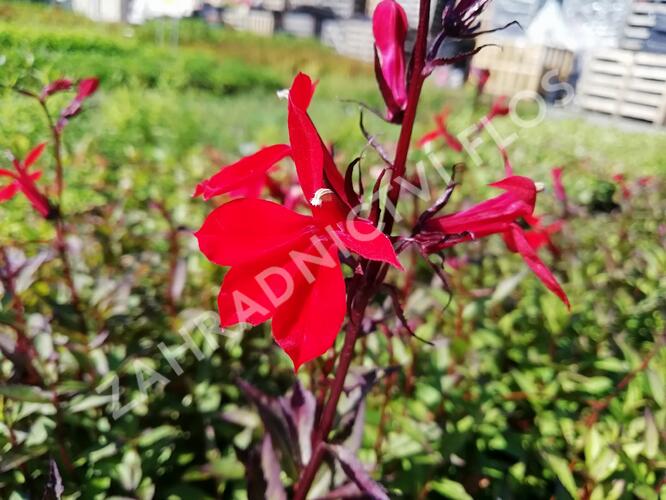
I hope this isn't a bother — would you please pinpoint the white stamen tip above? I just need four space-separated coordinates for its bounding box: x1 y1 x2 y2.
310 188 334 207
276 89 290 100
535 182 545 193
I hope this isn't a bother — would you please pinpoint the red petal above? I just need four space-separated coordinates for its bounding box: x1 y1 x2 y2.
508 224 570 308
0 181 20 202
217 254 301 327
272 242 346 370
373 0 408 110
195 198 315 267
194 144 291 200
416 129 441 148
290 72 316 111
40 79 73 100
335 219 403 269
77 78 100 99
23 143 47 170
489 175 537 206
17 171 50 217
288 82 325 202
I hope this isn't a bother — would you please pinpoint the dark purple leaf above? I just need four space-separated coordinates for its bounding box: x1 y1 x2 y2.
261 436 287 500
42 459 64 500
327 445 389 500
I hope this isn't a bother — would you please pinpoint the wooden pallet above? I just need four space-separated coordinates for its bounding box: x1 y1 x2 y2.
471 36 575 97
622 0 666 51
321 19 374 62
577 49 666 125
282 12 317 38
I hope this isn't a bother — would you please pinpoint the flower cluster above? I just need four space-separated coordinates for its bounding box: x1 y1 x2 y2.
194 1 571 376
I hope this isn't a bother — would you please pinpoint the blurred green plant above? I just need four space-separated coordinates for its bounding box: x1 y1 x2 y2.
0 2 664 499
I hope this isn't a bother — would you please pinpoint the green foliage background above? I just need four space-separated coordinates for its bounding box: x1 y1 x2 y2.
0 2 664 499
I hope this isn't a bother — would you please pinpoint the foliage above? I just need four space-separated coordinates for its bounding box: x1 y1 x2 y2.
0 2 665 499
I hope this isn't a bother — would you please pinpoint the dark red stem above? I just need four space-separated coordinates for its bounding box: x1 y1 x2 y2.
293 1 432 496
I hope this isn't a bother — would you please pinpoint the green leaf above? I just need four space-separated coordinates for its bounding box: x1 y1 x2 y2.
589 448 619 482
429 479 473 500
0 385 54 403
646 369 665 407
543 453 578 499
643 409 659 459
584 426 602 466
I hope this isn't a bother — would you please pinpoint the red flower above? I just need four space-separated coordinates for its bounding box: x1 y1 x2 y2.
612 174 631 200
551 167 567 203
0 143 52 218
471 67 491 95
40 78 73 101
423 176 569 307
195 73 402 370
56 77 100 132
372 0 408 123
417 108 463 152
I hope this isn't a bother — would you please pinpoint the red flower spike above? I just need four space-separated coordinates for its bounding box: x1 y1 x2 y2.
0 144 51 218
40 78 73 101
504 223 570 308
194 144 291 200
373 0 408 122
196 72 401 371
57 77 100 132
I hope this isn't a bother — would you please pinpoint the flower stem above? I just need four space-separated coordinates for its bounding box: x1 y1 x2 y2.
293 290 369 499
293 1 432 497
381 0 432 237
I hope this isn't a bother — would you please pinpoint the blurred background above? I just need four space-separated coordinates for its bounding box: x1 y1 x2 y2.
0 0 664 499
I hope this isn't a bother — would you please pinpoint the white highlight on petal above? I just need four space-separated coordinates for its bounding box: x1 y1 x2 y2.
276 89 290 100
535 182 545 193
310 188 334 207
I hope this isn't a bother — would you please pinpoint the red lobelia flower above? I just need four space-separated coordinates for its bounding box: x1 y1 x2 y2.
417 108 463 152
56 77 100 133
195 73 402 370
422 176 570 307
372 0 409 123
0 143 52 218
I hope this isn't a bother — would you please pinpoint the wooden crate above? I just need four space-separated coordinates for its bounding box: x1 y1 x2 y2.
471 36 575 97
622 0 666 51
577 49 666 125
246 10 275 36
